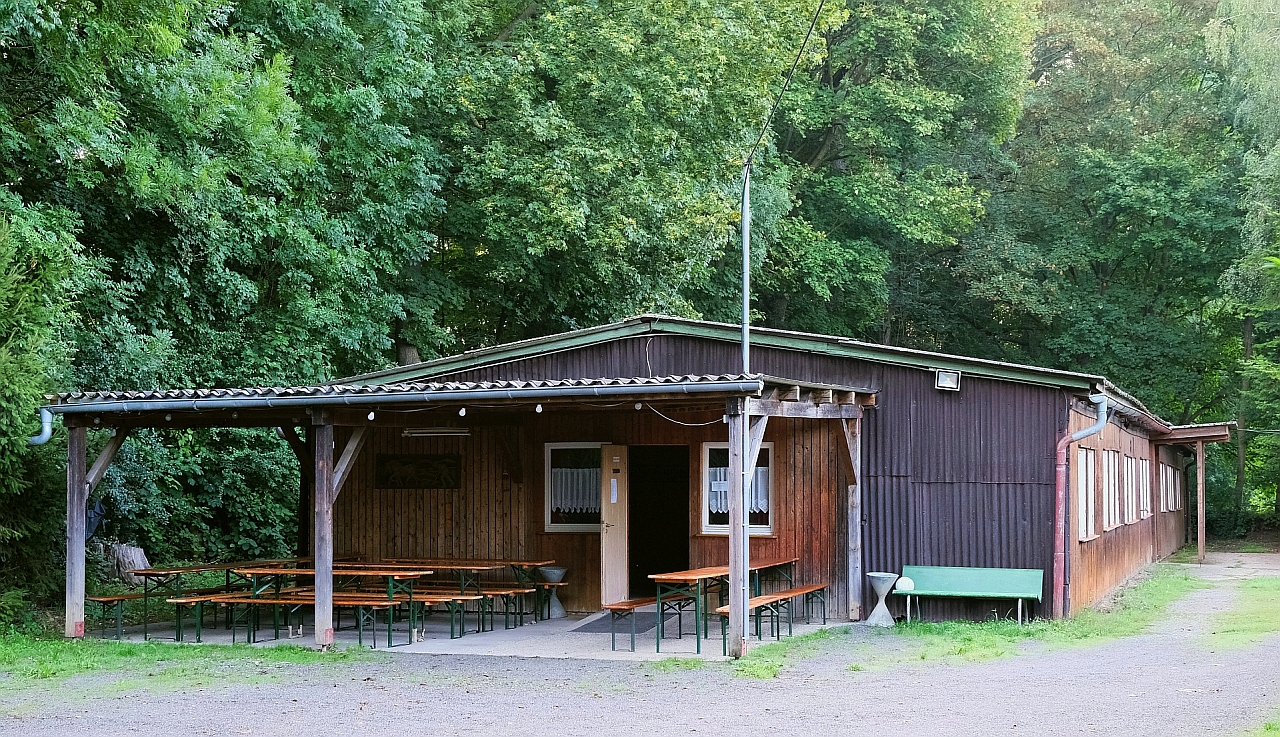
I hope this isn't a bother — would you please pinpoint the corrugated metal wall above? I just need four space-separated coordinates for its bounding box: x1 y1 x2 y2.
431 335 1064 619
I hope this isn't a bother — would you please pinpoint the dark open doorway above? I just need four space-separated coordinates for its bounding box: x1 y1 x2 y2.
627 445 690 597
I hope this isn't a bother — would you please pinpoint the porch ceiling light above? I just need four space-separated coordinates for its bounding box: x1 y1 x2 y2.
402 427 471 437
935 369 961 391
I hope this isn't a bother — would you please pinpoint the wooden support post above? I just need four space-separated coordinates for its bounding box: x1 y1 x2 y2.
66 426 88 638
841 417 863 620
86 429 129 493
727 398 747 658
313 421 335 648
279 426 314 556
746 416 768 476
1197 440 1206 565
332 427 367 497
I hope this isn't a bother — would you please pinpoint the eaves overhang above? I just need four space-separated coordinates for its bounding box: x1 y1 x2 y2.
46 374 768 416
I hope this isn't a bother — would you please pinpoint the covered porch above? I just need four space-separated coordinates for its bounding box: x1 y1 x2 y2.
52 374 873 656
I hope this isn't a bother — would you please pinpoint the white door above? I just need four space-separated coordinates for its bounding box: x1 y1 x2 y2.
600 445 629 605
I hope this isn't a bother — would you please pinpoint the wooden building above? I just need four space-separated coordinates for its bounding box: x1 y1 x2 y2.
47 315 1230 647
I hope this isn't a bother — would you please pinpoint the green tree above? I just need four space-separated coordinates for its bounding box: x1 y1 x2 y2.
952 0 1244 422
433 0 831 348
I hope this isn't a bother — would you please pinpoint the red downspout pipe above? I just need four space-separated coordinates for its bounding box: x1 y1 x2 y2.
1053 393 1108 619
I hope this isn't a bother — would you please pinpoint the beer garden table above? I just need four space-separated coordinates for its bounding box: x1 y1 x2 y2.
648 557 798 654
232 565 434 647
130 557 309 640
384 557 556 594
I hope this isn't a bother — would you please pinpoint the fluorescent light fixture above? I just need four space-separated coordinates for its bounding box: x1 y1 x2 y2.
401 427 471 437
935 369 961 391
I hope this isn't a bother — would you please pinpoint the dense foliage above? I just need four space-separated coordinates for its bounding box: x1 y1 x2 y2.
0 0 1275 603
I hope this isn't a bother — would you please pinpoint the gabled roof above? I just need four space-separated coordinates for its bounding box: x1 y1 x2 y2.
347 314 1104 389
343 314 1229 438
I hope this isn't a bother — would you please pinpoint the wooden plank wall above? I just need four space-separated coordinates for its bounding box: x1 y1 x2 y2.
333 425 526 564
1153 444 1188 560
1066 405 1161 615
333 410 850 616
524 410 847 614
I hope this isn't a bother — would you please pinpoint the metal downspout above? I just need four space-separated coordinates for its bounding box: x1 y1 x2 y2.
1053 393 1107 618
28 408 54 445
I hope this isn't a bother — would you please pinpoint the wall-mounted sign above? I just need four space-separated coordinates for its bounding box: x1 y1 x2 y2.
375 454 462 489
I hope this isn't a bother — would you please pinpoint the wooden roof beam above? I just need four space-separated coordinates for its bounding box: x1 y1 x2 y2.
747 398 861 419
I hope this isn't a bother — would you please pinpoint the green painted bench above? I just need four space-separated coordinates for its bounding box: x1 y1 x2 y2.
892 565 1043 624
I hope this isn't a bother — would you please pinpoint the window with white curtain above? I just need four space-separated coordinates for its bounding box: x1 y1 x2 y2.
1078 447 1096 540
702 442 773 535
1159 462 1172 512
1123 456 1138 524
1138 459 1152 518
544 443 602 532
1102 450 1121 530
1160 461 1186 512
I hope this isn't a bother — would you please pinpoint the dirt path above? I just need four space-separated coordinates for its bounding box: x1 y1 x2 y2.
4 555 1278 737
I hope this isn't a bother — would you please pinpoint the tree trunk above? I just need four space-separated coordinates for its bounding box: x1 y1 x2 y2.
107 543 151 588
1236 316 1253 526
394 318 421 365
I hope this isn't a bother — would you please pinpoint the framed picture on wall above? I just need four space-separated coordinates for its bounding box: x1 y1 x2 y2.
375 454 462 489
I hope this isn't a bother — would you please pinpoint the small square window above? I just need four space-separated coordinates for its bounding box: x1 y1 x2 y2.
701 442 773 535
544 443 602 532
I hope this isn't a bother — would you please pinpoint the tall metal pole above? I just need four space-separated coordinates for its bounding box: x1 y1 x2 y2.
741 162 751 375
731 162 753 656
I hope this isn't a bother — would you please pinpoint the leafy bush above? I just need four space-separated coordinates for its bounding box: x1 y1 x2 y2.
0 208 77 600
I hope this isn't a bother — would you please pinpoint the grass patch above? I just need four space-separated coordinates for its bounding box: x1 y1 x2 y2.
893 564 1207 665
1205 577 1280 650
732 626 851 679
1169 539 1278 562
646 657 704 673
0 632 375 691
717 566 1205 680
1243 709 1280 735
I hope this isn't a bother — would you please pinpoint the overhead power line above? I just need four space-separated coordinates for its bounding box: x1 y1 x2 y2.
745 0 826 168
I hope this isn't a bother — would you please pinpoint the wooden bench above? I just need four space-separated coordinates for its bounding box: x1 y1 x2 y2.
714 583 829 655
403 585 535 633
87 594 147 640
891 565 1043 624
602 594 696 652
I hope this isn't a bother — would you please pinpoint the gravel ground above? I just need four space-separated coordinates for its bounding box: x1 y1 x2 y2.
3 554 1278 737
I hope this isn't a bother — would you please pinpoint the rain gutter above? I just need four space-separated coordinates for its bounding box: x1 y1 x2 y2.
44 379 767 416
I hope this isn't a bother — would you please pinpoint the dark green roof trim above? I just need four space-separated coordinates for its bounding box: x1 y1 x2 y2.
647 317 1100 390
345 320 657 384
346 315 1101 391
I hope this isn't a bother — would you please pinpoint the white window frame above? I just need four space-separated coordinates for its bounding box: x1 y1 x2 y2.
1138 458 1151 518
1160 462 1173 513
1123 456 1138 524
1102 450 1121 530
544 442 604 532
701 442 774 536
1077 447 1096 541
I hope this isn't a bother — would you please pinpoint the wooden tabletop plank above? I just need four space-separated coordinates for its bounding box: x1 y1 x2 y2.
233 567 433 579
130 557 312 577
648 557 799 582
383 557 556 570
